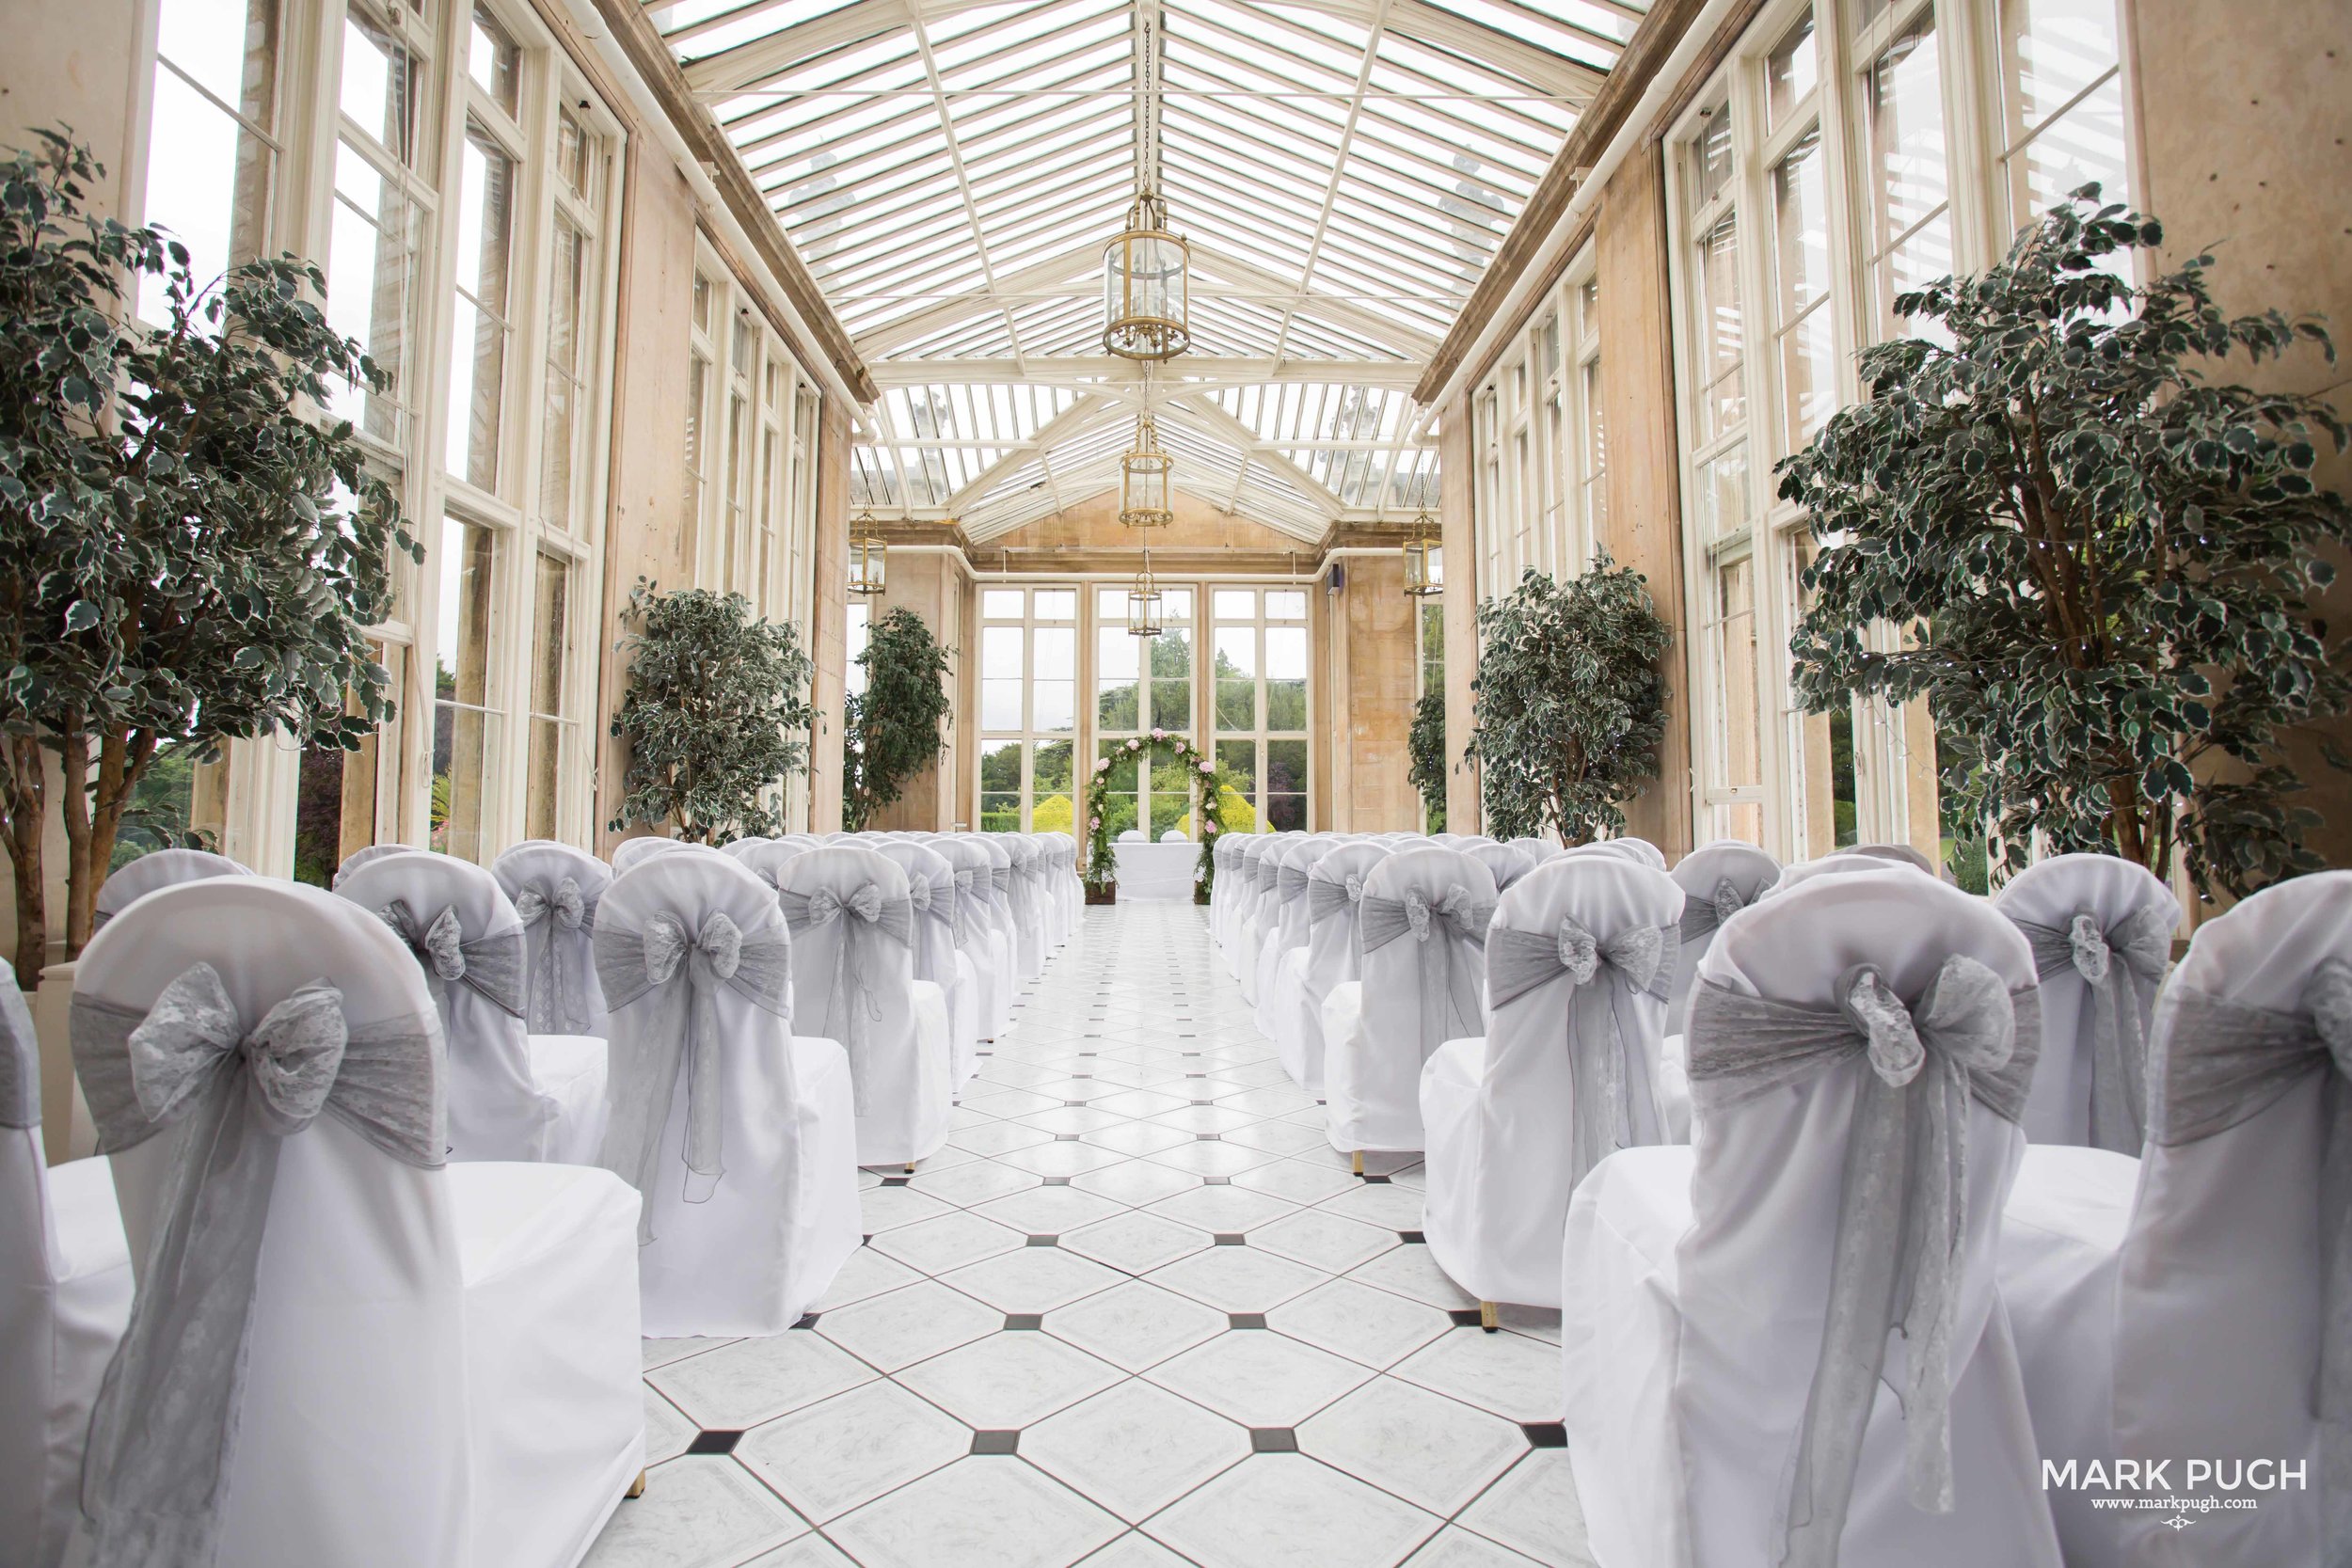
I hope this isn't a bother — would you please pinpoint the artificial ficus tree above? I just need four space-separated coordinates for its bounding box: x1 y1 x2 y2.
1466 555 1672 842
842 606 952 832
607 579 816 843
1408 688 1447 832
0 132 413 987
1781 186 2352 897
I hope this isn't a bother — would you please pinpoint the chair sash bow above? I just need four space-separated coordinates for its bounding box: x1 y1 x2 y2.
1306 871 1369 923
2013 902 2171 1151
1360 884 1493 1061
71 965 440 1568
1678 876 1756 947
779 883 914 1115
377 898 525 1018
513 876 595 1033
1686 957 2039 1568
2150 961 2352 1553
593 910 791 1242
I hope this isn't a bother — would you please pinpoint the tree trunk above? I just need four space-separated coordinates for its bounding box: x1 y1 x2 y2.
56 725 96 959
5 736 46 990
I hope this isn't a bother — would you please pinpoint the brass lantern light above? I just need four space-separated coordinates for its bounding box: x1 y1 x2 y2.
849 511 887 596
1403 511 1443 597
1126 550 1164 639
1120 414 1174 531
1102 191 1191 361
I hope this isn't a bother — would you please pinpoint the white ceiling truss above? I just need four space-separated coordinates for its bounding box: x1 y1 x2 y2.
650 0 1649 539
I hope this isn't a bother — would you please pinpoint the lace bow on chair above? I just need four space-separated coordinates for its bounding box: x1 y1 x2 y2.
1360 883 1494 1059
777 883 914 1115
2013 902 2172 1150
512 877 595 1033
1686 957 2041 1568
377 898 526 1018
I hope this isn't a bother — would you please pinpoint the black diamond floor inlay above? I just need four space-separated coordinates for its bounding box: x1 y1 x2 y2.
1398 1229 1425 1243
1003 1314 1044 1331
1229 1312 1268 1329
1213 1233 1246 1245
1026 1234 1059 1246
1201 1176 1230 1185
1361 1174 1392 1184
1055 1133 1081 1142
1043 1176 1072 1186
1448 1308 1486 1328
971 1431 1020 1455
1249 1428 1299 1453
881 1176 910 1187
686 1429 743 1455
1522 1422 1568 1448
791 1312 820 1329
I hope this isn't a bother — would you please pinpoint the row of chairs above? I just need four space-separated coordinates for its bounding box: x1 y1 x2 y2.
5 828 1082 1568
1211 830 2344 1566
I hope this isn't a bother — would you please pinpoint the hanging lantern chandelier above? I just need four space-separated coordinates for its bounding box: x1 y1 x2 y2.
1402 510 1443 597
849 511 887 595
1102 191 1191 361
1127 550 1164 639
1120 412 1174 531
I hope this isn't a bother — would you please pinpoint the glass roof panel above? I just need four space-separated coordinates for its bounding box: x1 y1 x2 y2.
661 0 1653 531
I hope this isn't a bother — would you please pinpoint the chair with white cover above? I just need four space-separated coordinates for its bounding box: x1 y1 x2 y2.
1507 836 1559 864
1322 847 1498 1163
1420 854 1681 1316
1277 842 1389 1097
337 852 607 1165
1160 828 1188 842
1854 841 1940 876
1466 841 1538 895
1210 833 1242 948
1992 852 2178 1151
91 847 250 930
1653 840 1783 1143
1562 867 2057 1568
869 840 979 1086
594 850 858 1338
610 835 680 875
1994 870 2349 1566
1 974 132 1568
329 842 409 889
938 837 1014 1041
1025 833 1068 950
1000 836 1046 980
1768 848 1936 898
1256 837 1331 1038
493 840 613 1040
1043 832 1080 939
777 847 953 1167
72 877 644 1568
1234 837 1292 1005
1119 829 1148 843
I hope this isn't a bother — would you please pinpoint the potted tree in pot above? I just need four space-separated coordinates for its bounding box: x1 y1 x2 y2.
1466 554 1672 843
0 131 413 988
1781 187 2352 897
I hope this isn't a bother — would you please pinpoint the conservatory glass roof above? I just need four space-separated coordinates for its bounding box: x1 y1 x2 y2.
656 0 1649 541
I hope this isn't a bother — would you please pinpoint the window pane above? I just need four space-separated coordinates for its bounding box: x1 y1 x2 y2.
526 552 570 841
1214 626 1257 680
1773 131 1836 445
142 2 280 328
448 122 515 490
1264 795 1307 832
1695 213 1744 441
1695 102 1734 205
342 9 415 164
1768 10 1818 130
1263 591 1306 620
434 518 497 861
1033 590 1075 620
1266 681 1307 732
326 143 419 444
979 738 1022 832
1265 626 1308 682
469 2 520 117
1033 626 1075 680
1032 680 1074 734
540 215 590 529
983 589 1025 618
982 624 1025 678
1213 589 1255 619
1713 557 1760 789
1265 738 1308 795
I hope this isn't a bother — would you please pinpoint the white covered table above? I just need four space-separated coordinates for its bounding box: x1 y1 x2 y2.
1115 841 1198 901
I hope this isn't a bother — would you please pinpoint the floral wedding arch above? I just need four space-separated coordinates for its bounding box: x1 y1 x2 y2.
1082 730 1233 899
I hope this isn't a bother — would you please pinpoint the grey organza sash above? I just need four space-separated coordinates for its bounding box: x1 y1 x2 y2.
1678 877 1758 947
594 911 792 1243
72 967 442 1568
2150 964 2351 1553
1360 885 1493 1060
910 871 957 972
992 866 1010 895
1307 871 1368 924
1488 919 1678 1190
1278 865 1311 904
513 876 597 1034
376 899 526 1019
951 870 979 947
2012 903 2171 1152
778 885 914 1115
2 976 36 1128
1686 958 2041 1568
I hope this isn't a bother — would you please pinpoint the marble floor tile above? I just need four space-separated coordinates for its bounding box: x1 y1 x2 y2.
648 1329 878 1430
1247 1208 1401 1275
1454 1452 1597 1568
580 1458 809 1568
909 1158 1044 1208
1057 1211 1215 1276
866 1210 1029 1276
826 1457 1124 1568
1067 1157 1203 1210
1042 1280 1232 1373
737 1379 971 1523
893 1328 1125 1429
939 1245 1129 1315
1143 1245 1327 1314
1297 1376 1529 1515
1391 1330 1564 1425
1263 1278 1454 1370
1143 1327 1373 1427
1143 1453 1440 1568
970 1183 1127 1236
1022 1379 1251 1522
815 1279 1003 1373
1141 1183 1296 1232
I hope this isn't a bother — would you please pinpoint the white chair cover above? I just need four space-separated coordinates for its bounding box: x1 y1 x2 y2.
328 842 408 889
1232 837 1283 1003
1118 829 1147 842
1159 828 1188 842
609 835 680 875
1209 833 1242 950
938 837 1014 1041
1001 836 1046 980
73 879 643 1568
1421 854 1681 1308
1255 838 1329 1038
1322 847 1497 1156
91 848 249 930
1508 836 1560 863
1466 841 1539 895
594 850 859 1336
1666 840 1783 1036
1854 841 1939 876
1993 852 2178 1151
1768 849 1936 899
1 974 132 1568
777 847 952 1166
1563 868 2058 1568
868 841 979 1086
337 852 605 1165
492 840 612 1039
1278 842 1389 1097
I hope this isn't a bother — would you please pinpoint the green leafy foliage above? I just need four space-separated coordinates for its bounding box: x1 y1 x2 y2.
1780 186 2352 897
0 131 412 983
1080 732 1229 895
1466 555 1672 843
1408 688 1448 832
843 606 952 832
607 579 815 843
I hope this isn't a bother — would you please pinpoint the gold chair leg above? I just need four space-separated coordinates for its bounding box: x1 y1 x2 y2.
626 1469 647 1499
904 1162 916 1173
1351 1150 1365 1177
1479 1301 1499 1333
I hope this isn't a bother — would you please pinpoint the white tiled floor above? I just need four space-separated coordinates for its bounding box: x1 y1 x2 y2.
587 902 1594 1568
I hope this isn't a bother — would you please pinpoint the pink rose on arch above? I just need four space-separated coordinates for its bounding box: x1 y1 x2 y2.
1093 756 1109 773
1089 816 1101 830
1126 737 1140 751
1199 759 1215 774
1203 822 1218 836
1151 727 1165 739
